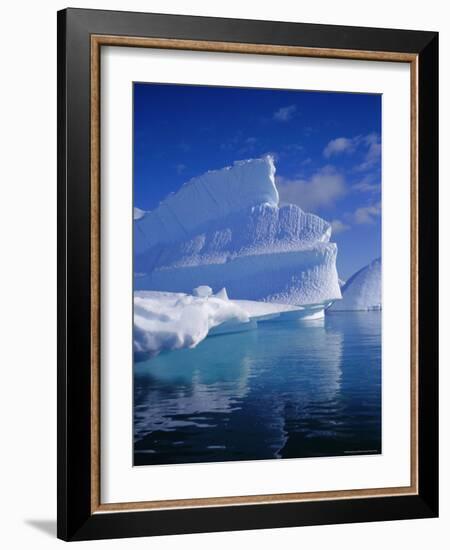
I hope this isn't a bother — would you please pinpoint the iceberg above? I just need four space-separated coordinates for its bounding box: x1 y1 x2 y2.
133 290 250 360
134 290 325 361
134 156 341 306
135 156 278 254
329 258 381 311
134 207 146 220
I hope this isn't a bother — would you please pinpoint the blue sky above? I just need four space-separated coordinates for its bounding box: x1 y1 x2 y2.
134 83 381 280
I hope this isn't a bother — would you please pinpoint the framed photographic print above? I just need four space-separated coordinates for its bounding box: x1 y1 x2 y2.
57 8 438 541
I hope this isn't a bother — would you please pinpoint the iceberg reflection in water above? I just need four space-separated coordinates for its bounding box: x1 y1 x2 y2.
133 312 381 465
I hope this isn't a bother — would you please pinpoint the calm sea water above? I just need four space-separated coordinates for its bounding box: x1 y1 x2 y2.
134 312 381 465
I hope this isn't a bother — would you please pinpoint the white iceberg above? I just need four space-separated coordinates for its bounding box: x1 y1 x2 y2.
134 156 278 253
214 287 229 300
134 290 326 361
134 207 146 220
133 291 250 360
192 285 213 298
329 258 381 311
134 156 341 306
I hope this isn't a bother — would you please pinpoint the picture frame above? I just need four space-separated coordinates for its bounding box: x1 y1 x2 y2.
57 7 438 541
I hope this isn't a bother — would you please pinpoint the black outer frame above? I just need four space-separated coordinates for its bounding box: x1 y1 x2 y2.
57 7 438 542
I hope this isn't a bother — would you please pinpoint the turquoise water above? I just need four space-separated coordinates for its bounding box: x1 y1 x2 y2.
134 312 381 465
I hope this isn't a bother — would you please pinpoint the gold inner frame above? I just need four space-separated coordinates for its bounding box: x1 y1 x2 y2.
90 35 419 514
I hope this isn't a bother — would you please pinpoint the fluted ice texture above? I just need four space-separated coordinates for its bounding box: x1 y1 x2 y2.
134 156 341 305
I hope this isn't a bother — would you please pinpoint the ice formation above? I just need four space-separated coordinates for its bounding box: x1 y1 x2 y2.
134 290 324 360
134 156 341 305
133 291 249 360
134 207 146 220
330 258 381 311
192 285 213 298
135 157 278 253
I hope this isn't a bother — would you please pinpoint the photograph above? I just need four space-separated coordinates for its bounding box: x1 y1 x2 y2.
0 0 442 545
132 83 383 466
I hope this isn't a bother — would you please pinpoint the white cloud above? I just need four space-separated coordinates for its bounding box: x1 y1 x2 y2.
220 133 258 154
323 137 357 158
175 163 186 174
354 136 381 172
283 143 304 153
363 132 381 150
353 174 380 193
273 104 297 122
238 136 257 154
330 219 350 234
353 182 379 192
276 166 346 212
353 202 381 224
323 133 381 172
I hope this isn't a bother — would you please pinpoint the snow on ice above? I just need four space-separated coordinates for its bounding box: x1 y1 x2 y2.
330 258 381 311
134 289 325 361
134 156 341 306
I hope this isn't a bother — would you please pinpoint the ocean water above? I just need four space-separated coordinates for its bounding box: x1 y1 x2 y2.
134 312 381 466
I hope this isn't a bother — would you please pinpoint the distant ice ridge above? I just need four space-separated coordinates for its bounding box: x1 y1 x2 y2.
135 156 341 305
134 289 325 361
134 207 146 220
330 258 381 311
